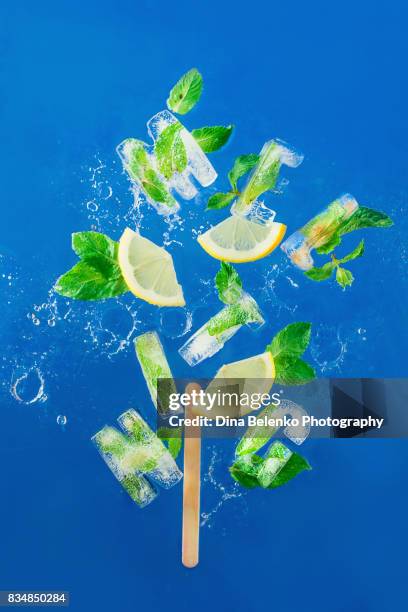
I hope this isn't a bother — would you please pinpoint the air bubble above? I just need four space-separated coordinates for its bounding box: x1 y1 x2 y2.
159 308 192 339
86 201 99 212
11 367 45 404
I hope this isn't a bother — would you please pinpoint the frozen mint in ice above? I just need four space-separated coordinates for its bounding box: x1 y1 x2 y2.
119 138 178 207
154 122 188 179
207 294 263 336
93 409 182 508
134 332 177 417
230 442 311 490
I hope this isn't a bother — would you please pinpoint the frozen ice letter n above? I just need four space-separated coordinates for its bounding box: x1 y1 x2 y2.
92 409 182 508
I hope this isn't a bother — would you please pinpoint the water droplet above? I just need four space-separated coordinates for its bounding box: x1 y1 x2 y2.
97 182 112 200
86 201 99 212
48 318 56 327
159 308 192 339
57 415 67 426
31 314 40 326
11 367 45 404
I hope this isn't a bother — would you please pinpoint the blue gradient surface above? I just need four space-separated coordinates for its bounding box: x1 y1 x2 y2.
1 1 407 611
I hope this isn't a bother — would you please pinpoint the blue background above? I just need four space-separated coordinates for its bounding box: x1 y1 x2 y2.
1 1 407 610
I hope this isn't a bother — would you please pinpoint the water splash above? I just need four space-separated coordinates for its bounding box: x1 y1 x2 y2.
11 366 45 405
200 446 245 529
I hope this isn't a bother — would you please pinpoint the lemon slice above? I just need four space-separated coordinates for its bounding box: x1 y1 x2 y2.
197 216 286 263
118 228 185 306
194 352 275 418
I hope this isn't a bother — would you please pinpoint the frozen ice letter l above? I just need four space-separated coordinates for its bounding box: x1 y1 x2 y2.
231 139 304 223
179 292 264 367
134 331 177 416
281 193 359 270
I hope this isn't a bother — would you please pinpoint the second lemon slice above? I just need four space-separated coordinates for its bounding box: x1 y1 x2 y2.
193 352 275 418
118 228 185 307
216 351 275 382
197 216 286 263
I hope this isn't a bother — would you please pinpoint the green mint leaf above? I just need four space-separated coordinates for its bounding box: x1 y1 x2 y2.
215 262 243 304
125 139 150 181
266 451 311 489
336 266 354 289
157 427 183 459
142 168 174 204
55 260 127 301
72 231 117 261
315 232 342 255
266 322 312 359
206 192 235 210
339 206 393 235
191 125 233 153
154 122 187 180
240 142 281 206
235 404 280 457
339 239 365 263
166 68 203 115
304 262 335 282
229 454 264 489
207 297 262 336
123 139 177 207
228 154 260 192
316 207 392 253
274 355 316 386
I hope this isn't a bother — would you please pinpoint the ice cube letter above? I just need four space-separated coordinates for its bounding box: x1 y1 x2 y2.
92 409 182 508
178 292 264 367
134 331 177 416
281 193 359 271
232 139 304 217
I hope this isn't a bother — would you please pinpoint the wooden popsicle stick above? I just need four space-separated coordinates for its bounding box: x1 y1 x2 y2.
182 383 201 568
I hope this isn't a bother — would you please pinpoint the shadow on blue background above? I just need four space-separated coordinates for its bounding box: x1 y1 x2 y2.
1 1 407 610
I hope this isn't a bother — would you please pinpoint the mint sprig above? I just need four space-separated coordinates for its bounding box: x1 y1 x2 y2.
55 232 128 301
228 154 260 192
305 239 365 290
207 192 235 210
206 153 259 211
316 207 393 254
192 125 233 153
166 68 203 115
266 322 316 386
215 262 243 304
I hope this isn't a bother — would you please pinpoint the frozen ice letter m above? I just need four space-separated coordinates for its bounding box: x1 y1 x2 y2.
117 110 217 216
